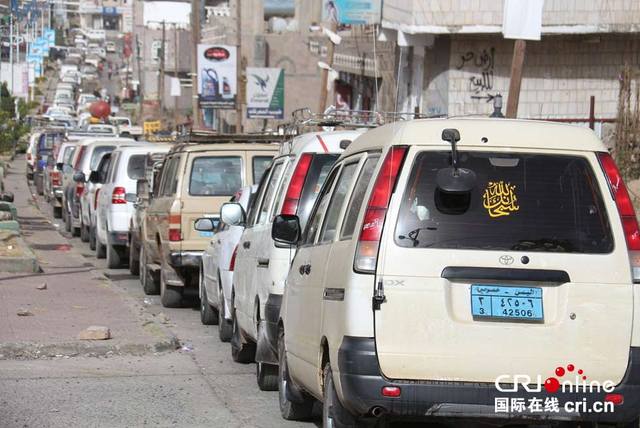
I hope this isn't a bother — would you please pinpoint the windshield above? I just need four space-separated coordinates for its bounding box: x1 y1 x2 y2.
394 151 613 253
189 156 242 196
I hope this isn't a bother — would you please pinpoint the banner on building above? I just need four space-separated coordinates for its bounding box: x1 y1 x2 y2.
502 0 544 40
45 29 55 47
246 67 284 119
197 44 237 109
322 0 382 25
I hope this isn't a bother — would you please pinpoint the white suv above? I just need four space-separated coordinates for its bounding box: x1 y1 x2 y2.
221 130 364 391
272 119 640 426
95 144 154 268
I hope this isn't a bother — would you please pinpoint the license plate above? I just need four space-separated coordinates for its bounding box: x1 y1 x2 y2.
471 285 543 322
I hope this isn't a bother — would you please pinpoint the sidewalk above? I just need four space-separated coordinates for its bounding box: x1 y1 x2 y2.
0 157 179 359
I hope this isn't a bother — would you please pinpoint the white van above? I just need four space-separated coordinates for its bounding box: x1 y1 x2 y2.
272 119 640 426
220 130 364 390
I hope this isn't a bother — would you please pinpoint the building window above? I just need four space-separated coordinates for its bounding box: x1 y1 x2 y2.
151 40 162 62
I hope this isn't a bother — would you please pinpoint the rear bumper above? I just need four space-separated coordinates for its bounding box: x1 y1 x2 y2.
337 337 640 423
256 293 281 365
169 251 202 268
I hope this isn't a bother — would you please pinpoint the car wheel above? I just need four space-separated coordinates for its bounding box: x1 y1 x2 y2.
96 236 106 259
323 362 359 428
72 225 81 237
89 225 96 251
106 244 121 269
218 283 233 342
128 239 140 276
200 267 219 325
231 305 256 364
278 328 314 420
140 246 159 295
80 224 90 242
256 318 278 391
64 208 72 233
53 206 62 219
160 265 182 308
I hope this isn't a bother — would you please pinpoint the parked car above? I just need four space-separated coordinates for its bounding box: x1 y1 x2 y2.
62 137 136 237
85 152 112 250
220 130 363 390
25 132 41 180
45 138 76 218
33 131 60 195
95 144 164 268
105 41 116 53
141 140 279 308
128 147 172 277
199 185 256 342
270 119 640 427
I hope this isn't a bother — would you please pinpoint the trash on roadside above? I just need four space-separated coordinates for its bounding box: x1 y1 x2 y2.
157 312 170 324
36 282 47 290
16 308 34 316
78 325 111 340
180 342 193 352
143 297 153 306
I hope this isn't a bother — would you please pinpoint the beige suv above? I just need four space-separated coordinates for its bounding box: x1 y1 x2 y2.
140 138 278 307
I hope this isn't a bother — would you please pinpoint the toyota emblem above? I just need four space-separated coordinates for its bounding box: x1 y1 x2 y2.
499 255 514 265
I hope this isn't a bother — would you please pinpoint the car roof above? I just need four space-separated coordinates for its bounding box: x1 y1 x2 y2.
169 142 280 154
279 129 366 156
79 137 140 147
111 145 172 156
342 118 607 156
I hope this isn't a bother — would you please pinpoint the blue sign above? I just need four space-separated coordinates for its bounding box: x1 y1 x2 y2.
103 6 118 15
323 0 381 25
45 29 55 47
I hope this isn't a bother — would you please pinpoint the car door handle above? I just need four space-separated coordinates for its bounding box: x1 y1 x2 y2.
298 263 311 275
298 264 306 275
243 241 251 249
257 258 269 268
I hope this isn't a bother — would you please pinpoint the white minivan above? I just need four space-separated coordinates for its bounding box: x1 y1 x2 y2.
95 144 157 268
272 119 640 426
221 130 364 390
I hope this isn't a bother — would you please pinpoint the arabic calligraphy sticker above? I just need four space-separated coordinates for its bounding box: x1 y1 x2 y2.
482 181 520 218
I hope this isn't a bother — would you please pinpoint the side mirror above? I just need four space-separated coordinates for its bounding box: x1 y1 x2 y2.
136 179 149 199
56 162 64 171
194 218 215 232
88 170 100 183
220 202 246 226
271 214 301 245
72 171 86 183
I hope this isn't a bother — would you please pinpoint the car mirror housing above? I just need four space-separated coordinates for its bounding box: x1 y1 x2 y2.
194 218 215 232
220 202 246 227
72 171 86 183
272 214 301 245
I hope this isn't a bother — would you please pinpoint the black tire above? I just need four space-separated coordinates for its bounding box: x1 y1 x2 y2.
231 306 256 363
278 328 314 420
80 224 90 242
96 237 106 259
160 266 183 308
128 239 140 276
200 271 219 325
257 361 279 391
218 283 233 342
72 225 81 237
106 244 122 269
53 206 62 219
323 363 359 428
89 225 96 251
64 208 72 233
140 246 159 295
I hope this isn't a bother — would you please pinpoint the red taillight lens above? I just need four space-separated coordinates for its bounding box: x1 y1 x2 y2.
51 171 61 186
605 393 624 406
169 228 182 241
355 146 407 272
598 153 640 250
381 386 401 397
229 245 238 271
111 186 126 204
94 188 101 210
169 213 181 241
281 153 313 215
75 182 84 198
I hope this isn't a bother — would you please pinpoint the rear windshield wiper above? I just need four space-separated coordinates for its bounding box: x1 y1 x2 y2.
398 226 438 247
510 239 572 252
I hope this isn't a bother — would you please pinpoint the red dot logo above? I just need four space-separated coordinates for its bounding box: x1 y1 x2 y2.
555 367 565 377
567 364 575 372
544 377 561 393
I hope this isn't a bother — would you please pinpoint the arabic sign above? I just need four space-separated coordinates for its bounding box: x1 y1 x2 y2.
322 0 382 25
482 181 520 218
246 67 284 119
197 44 237 109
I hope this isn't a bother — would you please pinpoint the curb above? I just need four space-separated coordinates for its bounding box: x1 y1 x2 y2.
0 333 180 360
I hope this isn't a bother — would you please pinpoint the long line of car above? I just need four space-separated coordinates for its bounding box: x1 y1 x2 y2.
26 79 640 426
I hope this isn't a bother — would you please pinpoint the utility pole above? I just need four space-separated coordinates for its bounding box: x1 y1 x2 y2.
190 0 201 129
136 33 144 120
235 0 242 133
174 24 179 129
159 20 166 111
318 21 337 114
9 9 13 96
506 39 526 118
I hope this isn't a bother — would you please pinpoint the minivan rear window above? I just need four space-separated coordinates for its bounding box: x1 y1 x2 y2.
253 156 274 184
296 154 339 229
394 152 613 253
189 156 242 196
127 155 146 180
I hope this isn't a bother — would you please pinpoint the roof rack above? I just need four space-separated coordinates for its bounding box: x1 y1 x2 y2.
178 130 285 144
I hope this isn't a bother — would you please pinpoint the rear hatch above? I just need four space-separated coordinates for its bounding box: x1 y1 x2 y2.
375 148 633 385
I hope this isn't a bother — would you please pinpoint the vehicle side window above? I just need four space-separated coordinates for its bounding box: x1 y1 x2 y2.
340 155 380 240
168 156 182 195
158 157 176 196
257 161 284 225
252 156 274 184
302 166 340 246
247 165 272 226
318 162 358 244
106 153 119 183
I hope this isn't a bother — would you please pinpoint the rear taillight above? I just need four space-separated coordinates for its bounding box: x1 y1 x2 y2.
94 188 100 210
598 152 640 282
169 213 182 241
229 245 238 271
281 153 313 215
111 186 126 204
354 146 407 273
75 182 84 198
51 171 61 186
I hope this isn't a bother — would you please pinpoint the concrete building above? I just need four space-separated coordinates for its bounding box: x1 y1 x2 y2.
78 0 132 32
